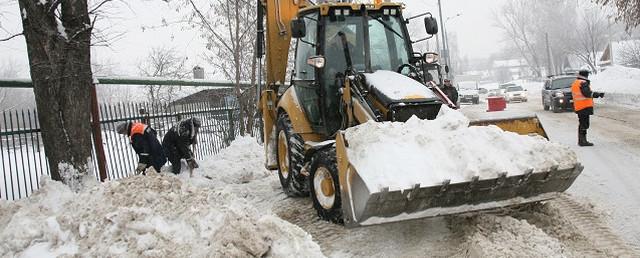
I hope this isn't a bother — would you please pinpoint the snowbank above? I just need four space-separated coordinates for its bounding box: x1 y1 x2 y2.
591 66 640 109
344 107 578 192
463 215 567 258
193 136 270 186
591 65 640 94
0 137 324 258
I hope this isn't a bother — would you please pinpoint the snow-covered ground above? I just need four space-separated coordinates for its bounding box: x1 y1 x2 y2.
2 111 637 256
0 137 324 257
591 65 640 110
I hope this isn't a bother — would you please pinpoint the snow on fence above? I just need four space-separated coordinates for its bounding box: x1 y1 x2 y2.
1 97 259 201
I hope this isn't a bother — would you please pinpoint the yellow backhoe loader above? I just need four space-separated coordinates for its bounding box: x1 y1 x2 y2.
256 0 582 227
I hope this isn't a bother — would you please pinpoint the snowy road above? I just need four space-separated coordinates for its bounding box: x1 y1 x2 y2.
461 86 640 249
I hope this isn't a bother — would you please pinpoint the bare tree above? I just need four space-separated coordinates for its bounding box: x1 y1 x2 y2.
494 0 544 77
567 4 611 73
137 46 190 108
17 0 95 188
178 0 257 135
618 40 640 68
596 0 640 30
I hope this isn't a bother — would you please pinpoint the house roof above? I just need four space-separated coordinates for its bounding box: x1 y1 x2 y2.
170 88 235 106
600 39 640 66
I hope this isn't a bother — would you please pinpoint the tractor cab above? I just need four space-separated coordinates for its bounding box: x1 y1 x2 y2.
290 3 441 135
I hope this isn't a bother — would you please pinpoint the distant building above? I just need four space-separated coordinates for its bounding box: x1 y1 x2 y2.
169 88 236 113
599 39 640 68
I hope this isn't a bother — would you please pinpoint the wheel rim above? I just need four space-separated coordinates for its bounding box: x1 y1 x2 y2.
278 130 289 179
314 167 335 209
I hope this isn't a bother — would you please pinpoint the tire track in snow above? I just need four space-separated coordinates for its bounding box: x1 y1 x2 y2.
550 195 640 257
272 195 460 257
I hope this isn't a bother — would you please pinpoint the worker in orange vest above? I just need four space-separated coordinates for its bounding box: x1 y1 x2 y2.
117 121 167 174
571 70 605 146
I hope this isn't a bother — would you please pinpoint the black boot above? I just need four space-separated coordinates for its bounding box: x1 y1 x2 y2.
578 129 594 147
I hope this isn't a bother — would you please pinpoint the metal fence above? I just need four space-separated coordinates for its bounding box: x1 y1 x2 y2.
0 77 259 201
0 109 48 200
0 98 257 200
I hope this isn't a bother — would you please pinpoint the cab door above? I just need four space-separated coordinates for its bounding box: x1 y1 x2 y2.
291 13 323 132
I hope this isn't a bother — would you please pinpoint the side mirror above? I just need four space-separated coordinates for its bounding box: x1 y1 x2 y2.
423 52 439 64
444 65 450 73
291 19 306 38
306 55 325 68
424 17 438 35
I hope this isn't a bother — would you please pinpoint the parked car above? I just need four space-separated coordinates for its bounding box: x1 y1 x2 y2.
487 88 505 97
457 81 480 104
542 75 575 113
505 85 528 102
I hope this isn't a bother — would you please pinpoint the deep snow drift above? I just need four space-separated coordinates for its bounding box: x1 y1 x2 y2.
0 138 323 258
591 65 640 109
344 107 578 191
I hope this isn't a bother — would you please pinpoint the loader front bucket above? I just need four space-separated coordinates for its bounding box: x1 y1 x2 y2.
467 111 548 139
335 133 582 228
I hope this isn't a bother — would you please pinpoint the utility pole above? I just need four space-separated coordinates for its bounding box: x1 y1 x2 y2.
437 0 447 75
545 32 554 76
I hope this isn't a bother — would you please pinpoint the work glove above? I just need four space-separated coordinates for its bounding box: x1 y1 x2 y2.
594 92 605 98
187 158 199 169
135 163 147 175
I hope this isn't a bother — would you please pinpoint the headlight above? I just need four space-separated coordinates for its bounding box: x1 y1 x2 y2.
554 92 564 97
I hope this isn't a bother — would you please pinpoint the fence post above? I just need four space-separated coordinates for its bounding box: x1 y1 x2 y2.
227 108 235 144
90 83 108 182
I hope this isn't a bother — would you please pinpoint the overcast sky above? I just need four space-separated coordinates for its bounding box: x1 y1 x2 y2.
0 0 507 78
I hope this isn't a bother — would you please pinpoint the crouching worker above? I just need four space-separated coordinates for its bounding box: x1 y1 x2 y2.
116 121 166 175
162 117 201 174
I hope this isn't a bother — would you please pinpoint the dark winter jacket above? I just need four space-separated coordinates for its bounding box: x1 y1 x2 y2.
162 118 200 160
574 78 594 116
442 85 459 104
128 123 166 171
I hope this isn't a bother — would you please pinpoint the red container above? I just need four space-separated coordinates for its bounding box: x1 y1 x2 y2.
487 96 506 112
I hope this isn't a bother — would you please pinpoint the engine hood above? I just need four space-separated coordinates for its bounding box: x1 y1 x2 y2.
459 89 479 95
557 87 572 93
363 70 439 104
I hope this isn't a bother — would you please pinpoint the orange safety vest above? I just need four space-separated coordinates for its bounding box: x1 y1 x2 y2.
571 79 593 111
129 123 147 142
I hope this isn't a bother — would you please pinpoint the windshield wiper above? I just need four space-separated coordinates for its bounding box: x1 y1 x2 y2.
372 16 404 40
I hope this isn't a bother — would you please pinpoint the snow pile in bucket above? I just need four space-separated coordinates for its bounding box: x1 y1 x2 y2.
344 107 578 192
0 141 323 257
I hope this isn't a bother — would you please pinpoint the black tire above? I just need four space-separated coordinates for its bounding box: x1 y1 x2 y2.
543 99 550 110
309 147 343 224
552 102 560 113
276 112 308 197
